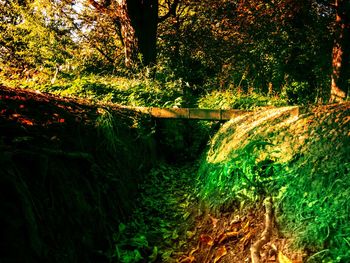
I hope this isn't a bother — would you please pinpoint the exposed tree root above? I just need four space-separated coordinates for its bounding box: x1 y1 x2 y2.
250 197 273 263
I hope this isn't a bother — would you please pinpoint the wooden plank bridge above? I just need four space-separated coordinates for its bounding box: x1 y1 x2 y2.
121 106 299 121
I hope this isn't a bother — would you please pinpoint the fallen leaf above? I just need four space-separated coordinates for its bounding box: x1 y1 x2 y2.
19 118 34 126
200 234 214 246
218 231 239 244
278 251 293 263
213 246 227 263
240 230 255 250
189 247 198 256
178 255 195 263
209 214 219 228
243 220 250 231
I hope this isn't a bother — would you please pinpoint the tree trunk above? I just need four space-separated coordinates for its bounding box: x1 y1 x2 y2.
126 0 158 66
90 0 173 67
117 0 139 67
330 0 350 102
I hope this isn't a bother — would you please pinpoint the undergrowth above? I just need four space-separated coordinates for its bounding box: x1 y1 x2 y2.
197 104 350 262
110 163 199 263
198 89 287 110
197 140 278 210
10 75 186 108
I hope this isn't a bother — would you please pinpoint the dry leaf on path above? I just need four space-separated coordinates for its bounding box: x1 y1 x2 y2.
200 234 214 246
209 214 219 228
218 231 240 244
213 246 227 263
178 255 195 263
189 247 199 256
278 251 293 263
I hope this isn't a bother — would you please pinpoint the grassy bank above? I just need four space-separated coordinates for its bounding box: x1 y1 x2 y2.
0 86 156 262
197 103 350 262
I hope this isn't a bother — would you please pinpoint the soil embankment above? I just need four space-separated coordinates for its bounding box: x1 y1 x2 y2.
0 86 156 262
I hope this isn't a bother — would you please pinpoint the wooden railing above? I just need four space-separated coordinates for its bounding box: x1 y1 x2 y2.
121 106 299 121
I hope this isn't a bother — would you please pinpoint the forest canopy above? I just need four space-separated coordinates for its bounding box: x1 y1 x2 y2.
0 0 349 103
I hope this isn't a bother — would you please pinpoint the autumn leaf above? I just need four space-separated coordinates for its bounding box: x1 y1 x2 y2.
178 255 195 263
218 231 239 244
278 251 293 263
209 214 219 228
199 234 214 246
18 118 34 126
213 246 227 263
243 220 250 231
189 247 199 256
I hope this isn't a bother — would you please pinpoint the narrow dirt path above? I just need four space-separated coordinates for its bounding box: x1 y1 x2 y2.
115 161 303 263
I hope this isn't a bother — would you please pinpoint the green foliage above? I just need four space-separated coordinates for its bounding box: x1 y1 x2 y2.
111 163 199 262
1 0 340 103
197 139 277 209
197 104 350 261
95 108 125 153
198 89 287 110
0 0 77 79
32 75 185 107
274 113 350 262
283 81 315 105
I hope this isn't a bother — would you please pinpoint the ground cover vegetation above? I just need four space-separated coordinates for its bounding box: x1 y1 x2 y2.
197 104 350 262
1 0 350 262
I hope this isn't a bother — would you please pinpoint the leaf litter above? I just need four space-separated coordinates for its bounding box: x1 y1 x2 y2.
115 160 303 263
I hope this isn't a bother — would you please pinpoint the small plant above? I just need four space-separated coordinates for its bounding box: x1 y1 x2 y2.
95 108 124 153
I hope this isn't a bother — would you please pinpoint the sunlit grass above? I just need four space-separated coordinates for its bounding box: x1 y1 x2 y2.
197 103 350 261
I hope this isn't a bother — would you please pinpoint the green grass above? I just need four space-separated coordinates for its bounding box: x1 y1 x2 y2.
196 104 350 262
41 75 185 107
2 74 185 108
198 89 287 110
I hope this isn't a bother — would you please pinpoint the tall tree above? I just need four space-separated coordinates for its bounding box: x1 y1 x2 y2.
0 0 76 78
88 0 178 67
330 0 350 102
